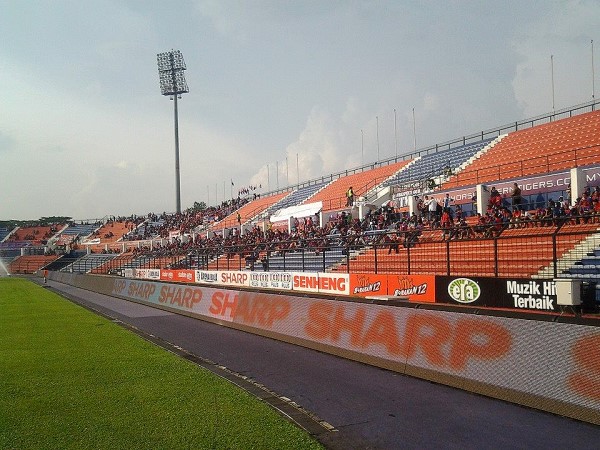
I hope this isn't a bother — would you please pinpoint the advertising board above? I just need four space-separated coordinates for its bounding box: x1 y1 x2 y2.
248 271 293 290
349 273 388 297
218 270 250 288
160 269 194 283
49 272 600 423
436 276 559 311
101 275 600 422
387 274 436 302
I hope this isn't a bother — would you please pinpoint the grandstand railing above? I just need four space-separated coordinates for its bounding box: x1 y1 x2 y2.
443 143 600 188
318 173 404 211
263 99 600 198
83 254 186 275
86 218 600 280
340 227 600 279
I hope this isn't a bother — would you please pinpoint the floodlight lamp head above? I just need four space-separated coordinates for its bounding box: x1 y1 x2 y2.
157 49 189 96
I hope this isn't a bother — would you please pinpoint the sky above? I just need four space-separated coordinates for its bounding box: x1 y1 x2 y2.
1 0 598 221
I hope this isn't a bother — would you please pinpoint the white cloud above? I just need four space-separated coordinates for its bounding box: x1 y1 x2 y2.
1 1 597 220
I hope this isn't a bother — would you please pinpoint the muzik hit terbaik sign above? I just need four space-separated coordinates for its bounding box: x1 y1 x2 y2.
439 277 558 311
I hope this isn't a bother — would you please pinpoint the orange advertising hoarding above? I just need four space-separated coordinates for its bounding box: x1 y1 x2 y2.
349 273 388 297
386 274 436 302
349 273 435 302
159 269 195 283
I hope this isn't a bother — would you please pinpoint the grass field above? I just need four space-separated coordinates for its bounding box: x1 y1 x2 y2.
0 277 323 450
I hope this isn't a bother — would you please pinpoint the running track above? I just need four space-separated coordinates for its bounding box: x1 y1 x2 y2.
45 280 600 449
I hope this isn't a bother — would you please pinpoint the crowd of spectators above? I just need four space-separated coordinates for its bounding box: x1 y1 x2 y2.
399 184 600 242
114 182 600 267
11 180 600 269
122 197 253 242
477 184 600 233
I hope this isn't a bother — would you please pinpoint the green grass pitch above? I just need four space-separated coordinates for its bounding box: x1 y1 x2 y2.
0 277 323 450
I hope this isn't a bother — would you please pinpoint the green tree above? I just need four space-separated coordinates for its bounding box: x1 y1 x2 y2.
188 201 206 213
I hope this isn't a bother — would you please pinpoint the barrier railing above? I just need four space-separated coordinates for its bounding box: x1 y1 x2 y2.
258 99 600 198
444 144 600 189
81 219 600 280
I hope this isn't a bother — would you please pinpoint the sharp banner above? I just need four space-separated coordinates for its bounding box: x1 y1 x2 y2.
102 275 600 423
49 271 600 424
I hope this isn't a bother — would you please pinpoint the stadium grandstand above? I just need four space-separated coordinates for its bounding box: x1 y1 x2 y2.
3 100 600 310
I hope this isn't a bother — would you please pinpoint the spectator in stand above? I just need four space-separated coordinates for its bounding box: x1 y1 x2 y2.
509 208 523 228
440 208 453 241
415 196 425 218
385 230 400 254
453 204 463 221
409 212 418 225
500 207 512 226
579 192 592 223
522 210 533 227
535 193 545 209
534 204 546 226
540 206 554 227
491 213 505 237
403 221 421 248
551 200 566 226
455 217 474 239
443 193 453 211
489 187 502 210
592 195 600 223
583 185 592 197
558 195 569 211
510 183 522 211
473 213 488 238
346 186 355 207
426 195 438 222
569 200 581 224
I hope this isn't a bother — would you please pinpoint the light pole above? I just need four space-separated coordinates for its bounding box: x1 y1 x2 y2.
412 108 417 151
376 115 380 161
157 49 189 214
551 54 555 113
394 108 398 159
592 39 596 100
361 129 364 165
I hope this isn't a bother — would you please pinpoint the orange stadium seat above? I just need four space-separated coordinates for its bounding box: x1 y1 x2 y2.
211 191 291 231
304 161 410 212
442 110 600 189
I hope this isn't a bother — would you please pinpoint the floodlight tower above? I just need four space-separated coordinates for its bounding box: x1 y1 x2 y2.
157 49 189 214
